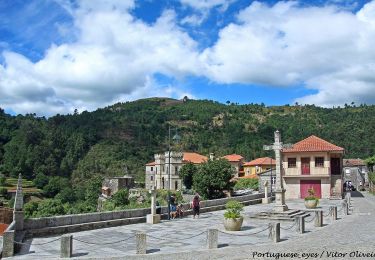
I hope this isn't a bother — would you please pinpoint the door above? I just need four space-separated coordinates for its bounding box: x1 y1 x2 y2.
301 157 310 175
331 158 341 175
300 180 321 198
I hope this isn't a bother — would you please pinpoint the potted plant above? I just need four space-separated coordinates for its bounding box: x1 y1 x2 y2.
304 188 319 209
223 200 244 231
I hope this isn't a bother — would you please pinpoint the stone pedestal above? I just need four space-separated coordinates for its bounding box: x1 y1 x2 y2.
2 230 15 258
269 223 280 243
13 211 24 231
146 214 161 224
60 235 73 258
207 229 218 249
314 211 323 227
296 216 305 234
262 182 270 204
273 189 288 212
136 232 147 254
147 186 161 224
331 206 337 221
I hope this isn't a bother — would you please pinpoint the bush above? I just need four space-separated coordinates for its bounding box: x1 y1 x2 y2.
304 188 319 205
224 200 244 219
234 178 259 191
0 175 6 186
112 189 129 207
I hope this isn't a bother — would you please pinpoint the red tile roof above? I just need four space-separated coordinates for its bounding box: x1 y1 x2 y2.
283 135 344 153
222 154 244 162
343 158 365 167
244 157 276 166
146 161 156 166
183 152 208 164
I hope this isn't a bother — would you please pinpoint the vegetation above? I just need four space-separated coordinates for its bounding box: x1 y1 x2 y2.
234 178 259 191
304 188 319 205
179 163 197 190
224 200 244 219
1 98 374 216
193 159 235 199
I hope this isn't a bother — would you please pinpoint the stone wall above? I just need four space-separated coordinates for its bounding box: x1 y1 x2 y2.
0 207 13 224
24 193 264 236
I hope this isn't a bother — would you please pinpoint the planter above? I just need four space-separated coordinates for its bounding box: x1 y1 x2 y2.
223 217 243 231
304 199 318 209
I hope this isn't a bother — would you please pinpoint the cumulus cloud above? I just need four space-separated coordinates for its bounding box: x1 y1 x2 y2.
201 0 375 106
0 1 200 115
1 0 375 115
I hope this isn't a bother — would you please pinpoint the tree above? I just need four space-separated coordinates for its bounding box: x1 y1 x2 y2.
43 177 69 198
365 155 375 172
33 199 66 217
112 189 129 207
34 172 49 189
179 163 197 189
193 159 235 199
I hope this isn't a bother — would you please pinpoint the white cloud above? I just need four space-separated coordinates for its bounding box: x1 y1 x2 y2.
2 0 375 115
0 1 201 115
180 0 234 11
201 0 375 106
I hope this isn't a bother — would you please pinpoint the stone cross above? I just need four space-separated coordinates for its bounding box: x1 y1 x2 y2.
263 130 292 212
262 180 270 204
149 186 156 215
146 186 160 224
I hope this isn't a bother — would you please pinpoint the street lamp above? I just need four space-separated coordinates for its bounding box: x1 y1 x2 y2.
167 125 181 220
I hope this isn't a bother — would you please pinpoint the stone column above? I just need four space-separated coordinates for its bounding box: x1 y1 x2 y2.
342 201 349 215
207 229 218 249
2 230 15 257
331 206 337 221
269 223 280 243
262 181 270 204
295 216 305 234
146 186 160 224
314 211 323 227
14 174 24 231
273 131 288 212
136 232 147 254
60 235 73 258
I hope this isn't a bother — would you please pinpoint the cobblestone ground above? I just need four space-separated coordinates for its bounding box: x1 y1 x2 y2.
10 192 375 259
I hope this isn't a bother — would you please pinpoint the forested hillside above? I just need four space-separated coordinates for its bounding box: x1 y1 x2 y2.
0 98 374 214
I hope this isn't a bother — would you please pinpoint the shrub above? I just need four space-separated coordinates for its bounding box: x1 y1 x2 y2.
224 200 244 219
304 188 319 205
234 178 259 191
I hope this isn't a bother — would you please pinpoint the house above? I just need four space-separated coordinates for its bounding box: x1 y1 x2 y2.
243 157 276 179
100 175 135 198
282 135 344 199
343 158 369 189
145 152 207 191
221 154 244 177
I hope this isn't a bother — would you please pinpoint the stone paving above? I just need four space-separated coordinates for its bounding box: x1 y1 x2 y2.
8 195 357 259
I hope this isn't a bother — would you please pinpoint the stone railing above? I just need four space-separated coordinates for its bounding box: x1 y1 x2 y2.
24 193 265 236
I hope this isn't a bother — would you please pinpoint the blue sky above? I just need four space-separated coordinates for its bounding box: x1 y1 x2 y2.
0 0 374 116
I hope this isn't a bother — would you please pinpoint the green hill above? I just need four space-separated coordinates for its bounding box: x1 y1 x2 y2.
0 98 374 214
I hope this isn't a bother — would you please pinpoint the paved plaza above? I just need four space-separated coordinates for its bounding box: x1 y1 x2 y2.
9 192 375 259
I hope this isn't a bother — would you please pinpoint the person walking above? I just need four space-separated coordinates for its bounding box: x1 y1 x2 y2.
191 195 201 219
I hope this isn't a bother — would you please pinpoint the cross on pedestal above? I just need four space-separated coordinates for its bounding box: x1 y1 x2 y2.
263 130 292 212
147 186 160 224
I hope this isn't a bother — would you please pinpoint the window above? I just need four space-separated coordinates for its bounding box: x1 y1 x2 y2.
151 167 153 171
315 157 324 167
175 166 178 174
150 176 154 181
271 176 276 185
288 158 296 168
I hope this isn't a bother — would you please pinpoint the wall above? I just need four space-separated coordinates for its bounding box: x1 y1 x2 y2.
24 193 264 236
0 207 13 224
